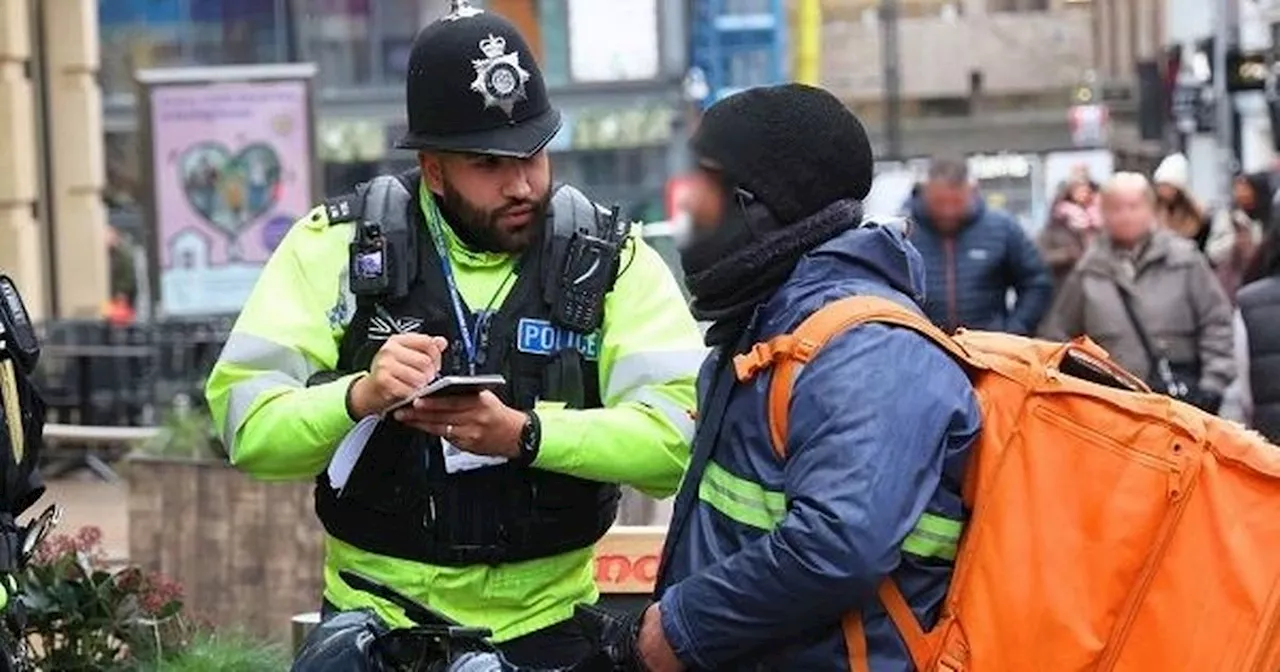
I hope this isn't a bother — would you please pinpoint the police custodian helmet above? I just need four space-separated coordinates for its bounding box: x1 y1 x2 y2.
394 0 561 158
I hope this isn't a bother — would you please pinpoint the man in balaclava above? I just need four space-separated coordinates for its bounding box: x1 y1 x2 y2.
631 84 983 671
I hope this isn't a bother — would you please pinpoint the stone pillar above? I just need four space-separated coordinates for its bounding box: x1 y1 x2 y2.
43 0 107 318
0 0 47 320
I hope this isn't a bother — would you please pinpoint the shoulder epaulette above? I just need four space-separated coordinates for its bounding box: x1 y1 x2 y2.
321 193 362 225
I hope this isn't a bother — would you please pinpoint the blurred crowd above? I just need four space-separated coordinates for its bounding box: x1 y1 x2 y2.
902 153 1280 444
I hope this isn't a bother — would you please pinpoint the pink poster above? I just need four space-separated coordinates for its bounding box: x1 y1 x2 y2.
149 78 313 316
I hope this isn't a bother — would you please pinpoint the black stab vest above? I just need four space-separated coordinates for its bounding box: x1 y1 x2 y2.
314 174 619 566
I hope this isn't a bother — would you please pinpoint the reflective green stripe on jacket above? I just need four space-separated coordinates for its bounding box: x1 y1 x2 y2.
696 460 963 561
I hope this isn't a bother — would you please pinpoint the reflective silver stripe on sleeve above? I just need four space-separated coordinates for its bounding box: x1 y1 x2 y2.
604 349 707 405
222 371 302 454
218 332 320 384
626 387 696 445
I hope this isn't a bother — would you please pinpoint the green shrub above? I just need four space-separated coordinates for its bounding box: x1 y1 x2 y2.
9 525 286 671
139 395 226 460
134 631 290 672
17 526 184 670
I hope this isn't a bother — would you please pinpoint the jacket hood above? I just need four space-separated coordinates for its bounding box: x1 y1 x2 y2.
759 219 927 334
907 193 987 232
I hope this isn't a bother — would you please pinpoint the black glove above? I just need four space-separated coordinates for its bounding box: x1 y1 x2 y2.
570 604 646 672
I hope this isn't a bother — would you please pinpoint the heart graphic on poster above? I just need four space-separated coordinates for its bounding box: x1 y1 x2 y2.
177 141 283 261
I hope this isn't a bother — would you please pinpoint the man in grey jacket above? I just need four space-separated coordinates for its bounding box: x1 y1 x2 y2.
1039 172 1235 413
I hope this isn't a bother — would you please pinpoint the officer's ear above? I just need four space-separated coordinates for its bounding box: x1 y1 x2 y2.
419 151 446 194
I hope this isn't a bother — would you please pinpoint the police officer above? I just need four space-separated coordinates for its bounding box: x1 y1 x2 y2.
205 3 703 668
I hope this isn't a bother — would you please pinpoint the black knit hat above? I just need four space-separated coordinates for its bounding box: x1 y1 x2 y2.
691 84 874 224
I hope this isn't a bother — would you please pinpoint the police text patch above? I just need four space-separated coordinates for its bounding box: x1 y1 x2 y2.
517 318 600 360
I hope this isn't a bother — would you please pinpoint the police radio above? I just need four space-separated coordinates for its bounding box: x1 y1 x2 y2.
545 185 627 334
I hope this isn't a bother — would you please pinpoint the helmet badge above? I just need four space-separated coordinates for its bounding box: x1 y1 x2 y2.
444 0 483 21
469 33 531 118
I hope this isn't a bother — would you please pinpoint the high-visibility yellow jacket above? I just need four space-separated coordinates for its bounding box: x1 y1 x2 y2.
205 185 703 641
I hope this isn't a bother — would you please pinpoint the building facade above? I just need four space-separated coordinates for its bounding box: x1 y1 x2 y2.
1087 0 1166 175
1 0 110 320
99 0 689 229
818 0 1112 229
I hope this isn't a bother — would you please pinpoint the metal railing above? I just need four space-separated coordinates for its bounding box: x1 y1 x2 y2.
32 318 233 426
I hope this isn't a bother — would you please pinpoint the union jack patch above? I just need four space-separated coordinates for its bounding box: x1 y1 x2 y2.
367 314 423 340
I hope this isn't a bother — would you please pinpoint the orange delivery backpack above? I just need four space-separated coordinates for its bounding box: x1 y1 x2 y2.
731 295 1280 672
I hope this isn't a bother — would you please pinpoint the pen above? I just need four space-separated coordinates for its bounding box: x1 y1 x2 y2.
372 304 439 409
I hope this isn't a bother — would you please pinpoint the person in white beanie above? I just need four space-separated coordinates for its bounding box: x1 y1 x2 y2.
1152 152 1212 252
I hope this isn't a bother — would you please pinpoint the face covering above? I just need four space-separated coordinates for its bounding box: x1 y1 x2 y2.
680 189 861 347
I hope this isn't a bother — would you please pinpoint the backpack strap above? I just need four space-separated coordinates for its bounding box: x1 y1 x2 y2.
732 294 982 460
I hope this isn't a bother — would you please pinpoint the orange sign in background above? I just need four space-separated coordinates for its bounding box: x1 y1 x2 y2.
593 526 666 594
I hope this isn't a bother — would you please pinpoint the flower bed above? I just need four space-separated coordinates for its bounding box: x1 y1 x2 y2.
17 525 289 671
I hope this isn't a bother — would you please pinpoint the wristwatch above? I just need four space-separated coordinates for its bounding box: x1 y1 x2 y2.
513 411 541 467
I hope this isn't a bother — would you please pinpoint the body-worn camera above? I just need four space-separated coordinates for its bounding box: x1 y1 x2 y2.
349 220 415 300
0 276 38 374
344 175 419 302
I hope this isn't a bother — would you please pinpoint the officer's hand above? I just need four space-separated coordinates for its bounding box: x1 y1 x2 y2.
393 391 525 458
349 334 448 418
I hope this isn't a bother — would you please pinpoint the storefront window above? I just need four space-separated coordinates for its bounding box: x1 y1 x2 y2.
296 0 442 90
968 153 1042 232
538 0 570 87
297 0 373 88
104 131 142 212
98 0 291 96
567 0 658 82
376 0 426 82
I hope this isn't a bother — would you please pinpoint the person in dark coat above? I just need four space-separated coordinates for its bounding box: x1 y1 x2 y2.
1223 223 1280 440
1206 171 1273 302
633 84 981 672
906 158 1053 335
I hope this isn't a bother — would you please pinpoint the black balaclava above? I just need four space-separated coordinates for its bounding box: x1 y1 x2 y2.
679 84 875 347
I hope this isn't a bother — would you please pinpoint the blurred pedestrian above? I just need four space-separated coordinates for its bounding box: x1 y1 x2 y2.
103 225 137 326
906 157 1053 335
105 225 136 307
1205 172 1272 302
1152 153 1213 253
1039 172 1234 413
1038 175 1103 289
1220 222 1280 440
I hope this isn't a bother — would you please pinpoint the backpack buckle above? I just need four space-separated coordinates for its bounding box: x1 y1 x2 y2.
732 335 808 382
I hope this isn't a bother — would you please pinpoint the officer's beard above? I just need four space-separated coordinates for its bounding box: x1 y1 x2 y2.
437 179 551 255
